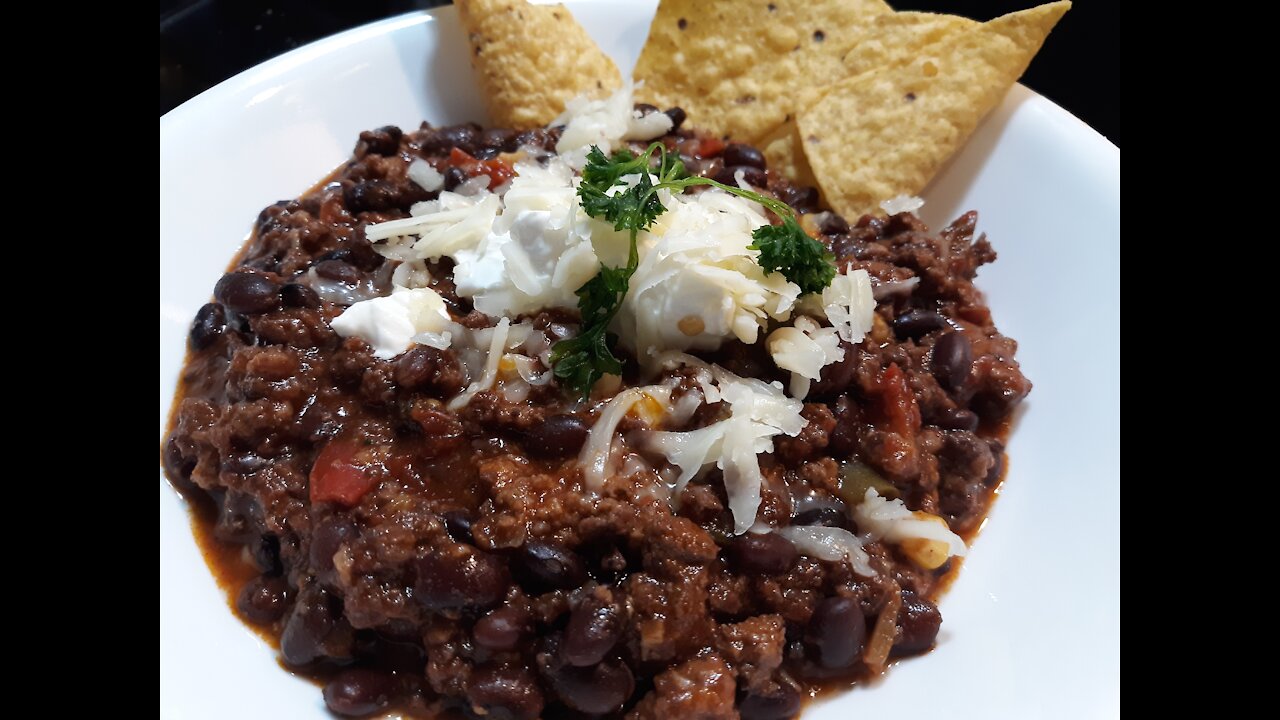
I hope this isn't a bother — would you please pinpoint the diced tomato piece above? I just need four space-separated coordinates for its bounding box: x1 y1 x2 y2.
448 147 474 167
448 147 515 187
477 158 515 186
697 136 726 158
310 439 379 507
878 363 922 438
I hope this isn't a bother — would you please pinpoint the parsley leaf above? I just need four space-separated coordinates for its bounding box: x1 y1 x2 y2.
549 260 634 397
550 141 835 397
749 218 837 295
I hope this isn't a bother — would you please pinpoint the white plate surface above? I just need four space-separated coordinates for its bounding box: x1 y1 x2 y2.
160 3 1120 718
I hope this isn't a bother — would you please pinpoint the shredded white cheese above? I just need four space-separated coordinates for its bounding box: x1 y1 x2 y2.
581 385 673 491
448 317 511 411
645 361 805 534
407 158 444 192
553 81 672 169
768 316 844 399
619 188 802 363
368 191 501 260
880 195 925 215
852 489 967 557
776 526 876 577
823 268 876 344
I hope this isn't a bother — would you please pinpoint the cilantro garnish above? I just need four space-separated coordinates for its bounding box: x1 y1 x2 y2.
550 142 836 397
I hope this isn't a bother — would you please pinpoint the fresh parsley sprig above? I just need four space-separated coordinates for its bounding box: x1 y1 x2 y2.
550 142 836 397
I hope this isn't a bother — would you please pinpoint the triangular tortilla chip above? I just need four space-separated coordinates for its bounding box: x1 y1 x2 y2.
762 12 979 183
841 12 979 75
760 119 818 189
633 0 890 141
457 0 621 128
798 2 1070 218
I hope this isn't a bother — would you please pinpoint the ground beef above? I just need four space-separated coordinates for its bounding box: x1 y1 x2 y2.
163 116 1029 718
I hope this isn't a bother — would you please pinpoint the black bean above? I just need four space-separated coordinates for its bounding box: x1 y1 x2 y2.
323 668 394 717
280 589 338 666
586 543 633 585
280 283 321 308
544 660 635 715
792 506 849 529
256 200 296 234
523 414 589 457
932 331 973 393
514 128 558 151
633 102 660 116
972 385 1025 421
415 543 509 610
893 310 949 340
934 407 980 431
395 346 464 396
215 491 262 544
318 247 354 264
475 607 527 650
479 128 520 153
357 125 403 158
310 515 358 573
516 540 586 592
664 106 687 130
420 123 479 156
467 664 544 720
344 180 405 213
805 596 865 669
189 302 227 349
777 185 820 212
251 533 282 575
892 591 942 657
440 510 474 544
443 166 468 191
214 271 282 315
739 683 802 720
727 532 797 575
314 259 364 285
349 237 386 270
714 164 768 188
818 213 850 236
722 143 766 169
162 436 196 489
238 575 290 624
562 596 623 666
224 452 267 474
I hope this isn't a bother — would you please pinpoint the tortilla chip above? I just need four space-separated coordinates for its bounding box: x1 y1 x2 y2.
984 0 1073 55
633 0 891 141
457 0 621 129
761 12 977 183
841 12 979 75
760 119 818 189
798 2 1070 218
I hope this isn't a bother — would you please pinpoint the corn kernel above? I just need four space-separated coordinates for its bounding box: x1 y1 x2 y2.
629 393 666 427
900 511 952 570
900 537 950 570
870 313 892 344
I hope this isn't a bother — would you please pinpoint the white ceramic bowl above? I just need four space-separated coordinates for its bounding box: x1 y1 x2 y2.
160 3 1120 718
